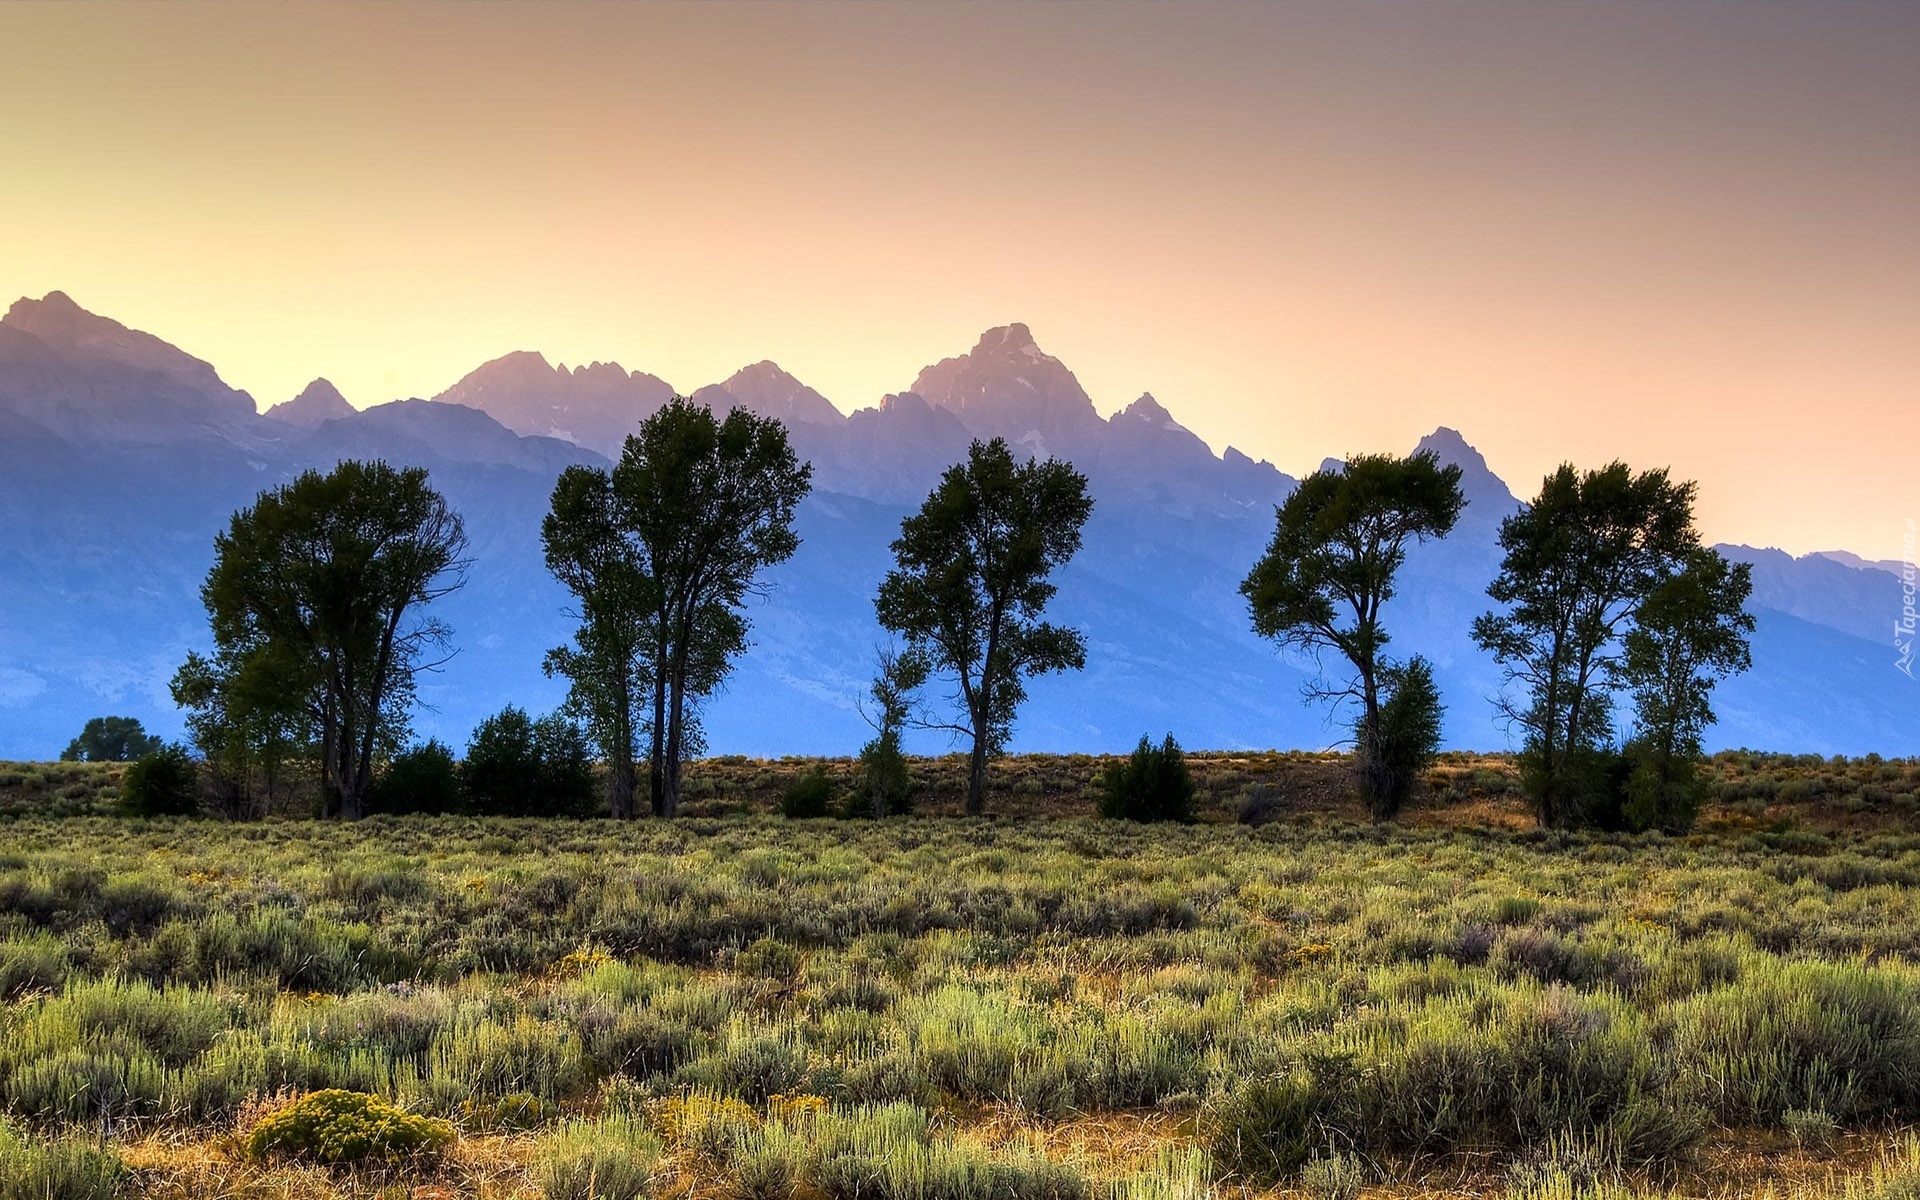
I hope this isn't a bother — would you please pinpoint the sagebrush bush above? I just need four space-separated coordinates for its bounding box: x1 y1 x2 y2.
0 1120 124 1200
537 1112 659 1200
243 1089 454 1164
1099 735 1195 823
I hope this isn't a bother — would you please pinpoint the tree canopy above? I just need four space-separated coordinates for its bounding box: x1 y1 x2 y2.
611 398 811 816
1472 462 1710 828
542 464 655 819
875 437 1093 815
189 460 468 820
60 716 162 763
1241 451 1465 820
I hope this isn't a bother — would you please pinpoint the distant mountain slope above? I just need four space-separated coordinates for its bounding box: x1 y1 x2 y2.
0 292 1910 758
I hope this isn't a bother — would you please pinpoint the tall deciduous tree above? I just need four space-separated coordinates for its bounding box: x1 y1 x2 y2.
615 398 811 817
1241 451 1465 820
1472 462 1698 828
1617 547 1754 832
191 460 467 821
542 465 654 819
876 437 1093 816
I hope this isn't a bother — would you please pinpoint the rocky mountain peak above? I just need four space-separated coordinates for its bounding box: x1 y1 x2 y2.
266 377 357 429
908 323 1100 441
1414 425 1517 514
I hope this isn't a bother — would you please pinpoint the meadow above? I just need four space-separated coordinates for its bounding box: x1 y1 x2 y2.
3 751 1920 1198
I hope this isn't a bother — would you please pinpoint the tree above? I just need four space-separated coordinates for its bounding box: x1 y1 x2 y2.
192 460 468 821
462 707 598 818
368 740 464 816
61 717 161 763
876 438 1093 816
1098 734 1196 823
170 648 306 819
854 645 929 818
120 745 199 817
615 397 811 817
542 465 655 819
1617 548 1754 833
1240 452 1464 821
1471 463 1698 828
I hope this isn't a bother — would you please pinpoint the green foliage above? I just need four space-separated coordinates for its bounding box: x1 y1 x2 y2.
189 459 468 820
0 1120 124 1200
779 764 837 819
1474 462 1702 828
369 740 463 816
118 745 199 817
1617 549 1755 834
1361 656 1444 821
854 646 929 818
876 437 1093 814
543 464 656 820
170 648 305 820
1242 451 1464 822
243 1088 454 1164
1098 735 1195 823
60 717 160 764
613 396 812 816
1208 1071 1328 1184
463 708 598 818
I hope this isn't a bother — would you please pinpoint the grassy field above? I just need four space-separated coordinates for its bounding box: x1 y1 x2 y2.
3 751 1920 1199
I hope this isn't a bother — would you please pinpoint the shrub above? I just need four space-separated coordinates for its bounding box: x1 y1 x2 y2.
853 731 915 818
1207 1072 1328 1185
243 1089 455 1164
0 1120 124 1200
1099 735 1195 823
780 765 836 819
1620 739 1706 835
370 740 464 815
464 708 598 818
119 745 199 817
1784 1107 1839 1154
1300 1151 1367 1200
1359 656 1443 821
538 1112 659 1200
1237 784 1287 826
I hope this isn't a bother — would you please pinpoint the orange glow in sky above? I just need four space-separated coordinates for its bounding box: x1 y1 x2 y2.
3 2 1915 555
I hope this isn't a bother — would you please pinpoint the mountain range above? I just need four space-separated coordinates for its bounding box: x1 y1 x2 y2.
0 290 1910 760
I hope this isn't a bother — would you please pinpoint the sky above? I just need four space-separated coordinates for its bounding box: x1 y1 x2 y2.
2 2 1915 556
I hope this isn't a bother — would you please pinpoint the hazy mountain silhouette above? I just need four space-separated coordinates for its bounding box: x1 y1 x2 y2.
265 378 355 429
0 291 1909 759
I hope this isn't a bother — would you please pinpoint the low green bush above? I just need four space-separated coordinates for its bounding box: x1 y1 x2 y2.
243 1089 454 1164
780 765 836 818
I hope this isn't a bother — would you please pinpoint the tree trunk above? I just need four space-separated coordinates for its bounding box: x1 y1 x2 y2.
965 727 989 817
648 659 668 817
609 754 636 820
662 670 685 818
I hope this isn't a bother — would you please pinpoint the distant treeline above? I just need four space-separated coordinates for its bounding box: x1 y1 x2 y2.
97 398 1751 833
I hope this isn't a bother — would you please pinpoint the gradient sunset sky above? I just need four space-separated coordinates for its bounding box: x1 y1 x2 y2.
4 2 1915 556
